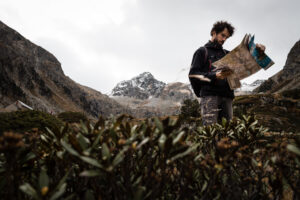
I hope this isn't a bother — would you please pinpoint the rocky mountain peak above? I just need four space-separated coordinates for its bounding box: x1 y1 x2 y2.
135 72 154 80
111 72 166 100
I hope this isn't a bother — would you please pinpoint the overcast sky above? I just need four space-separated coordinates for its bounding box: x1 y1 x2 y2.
1 0 299 94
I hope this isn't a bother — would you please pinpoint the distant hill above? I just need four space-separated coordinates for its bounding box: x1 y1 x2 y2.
0 21 131 118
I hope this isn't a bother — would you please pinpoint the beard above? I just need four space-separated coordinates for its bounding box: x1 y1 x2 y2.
212 38 224 48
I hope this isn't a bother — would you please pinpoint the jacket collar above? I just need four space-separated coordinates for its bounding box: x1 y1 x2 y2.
204 40 223 50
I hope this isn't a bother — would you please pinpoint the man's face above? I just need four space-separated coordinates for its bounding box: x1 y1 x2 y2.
212 28 230 46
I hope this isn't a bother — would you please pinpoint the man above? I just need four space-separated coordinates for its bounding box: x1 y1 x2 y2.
189 21 265 125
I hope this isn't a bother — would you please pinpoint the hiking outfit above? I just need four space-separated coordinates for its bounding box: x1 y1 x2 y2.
189 41 234 125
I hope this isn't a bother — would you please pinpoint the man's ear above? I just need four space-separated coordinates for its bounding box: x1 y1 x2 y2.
211 31 216 39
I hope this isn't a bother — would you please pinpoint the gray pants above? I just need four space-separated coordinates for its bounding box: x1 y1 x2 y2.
199 96 233 126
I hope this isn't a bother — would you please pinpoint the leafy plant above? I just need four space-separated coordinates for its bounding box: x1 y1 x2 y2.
0 112 299 199
179 99 201 124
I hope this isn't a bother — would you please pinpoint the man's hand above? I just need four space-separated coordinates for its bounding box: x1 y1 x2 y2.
256 44 266 56
216 70 233 79
214 66 234 80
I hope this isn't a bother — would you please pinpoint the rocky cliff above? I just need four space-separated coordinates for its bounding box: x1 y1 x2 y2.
0 21 130 118
254 40 300 93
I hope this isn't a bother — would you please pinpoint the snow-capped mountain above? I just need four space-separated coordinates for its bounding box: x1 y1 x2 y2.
110 72 166 100
110 72 195 117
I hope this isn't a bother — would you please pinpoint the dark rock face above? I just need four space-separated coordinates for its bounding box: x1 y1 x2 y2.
284 40 300 75
254 40 300 93
111 72 166 100
0 21 130 118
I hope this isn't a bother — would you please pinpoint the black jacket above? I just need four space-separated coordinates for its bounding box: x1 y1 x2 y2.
189 41 234 99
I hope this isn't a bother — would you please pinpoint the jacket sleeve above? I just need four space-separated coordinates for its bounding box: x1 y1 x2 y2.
189 48 217 84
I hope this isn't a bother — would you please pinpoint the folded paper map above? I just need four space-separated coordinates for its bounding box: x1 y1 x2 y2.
212 34 274 89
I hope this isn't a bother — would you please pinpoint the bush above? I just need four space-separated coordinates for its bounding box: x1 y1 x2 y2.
0 110 63 135
57 111 88 123
179 99 201 121
1 113 300 199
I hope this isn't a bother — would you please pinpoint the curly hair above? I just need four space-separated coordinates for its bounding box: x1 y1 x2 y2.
210 21 235 37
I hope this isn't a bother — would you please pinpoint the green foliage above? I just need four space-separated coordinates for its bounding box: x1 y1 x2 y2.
0 113 300 199
0 110 63 135
179 99 201 121
57 111 88 123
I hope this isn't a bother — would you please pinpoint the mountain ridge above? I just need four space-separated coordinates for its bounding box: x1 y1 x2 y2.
0 20 131 118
